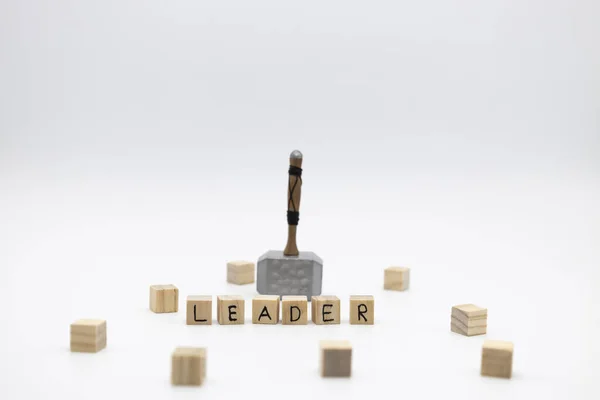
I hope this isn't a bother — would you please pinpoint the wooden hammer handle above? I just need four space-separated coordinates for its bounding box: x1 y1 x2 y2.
284 150 303 256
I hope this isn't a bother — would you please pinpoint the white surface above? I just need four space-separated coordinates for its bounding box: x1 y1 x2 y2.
1 1 599 399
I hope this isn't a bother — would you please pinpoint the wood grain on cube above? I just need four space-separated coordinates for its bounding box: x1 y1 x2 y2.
226 261 255 285
451 321 487 336
320 340 352 377
282 296 308 325
384 266 410 291
150 284 179 313
452 304 487 321
451 304 487 336
349 295 374 325
252 295 280 324
217 295 245 325
311 296 340 325
70 319 106 353
171 347 206 386
186 296 212 325
481 340 513 379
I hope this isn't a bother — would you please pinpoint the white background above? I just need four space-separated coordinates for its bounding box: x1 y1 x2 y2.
1 1 599 399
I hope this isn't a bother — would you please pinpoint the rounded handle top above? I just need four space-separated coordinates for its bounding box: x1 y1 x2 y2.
290 150 303 159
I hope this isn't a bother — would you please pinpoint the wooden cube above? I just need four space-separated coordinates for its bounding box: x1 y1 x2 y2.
217 295 245 325
384 266 410 291
282 296 308 325
186 296 212 325
349 295 374 325
451 304 487 336
481 340 513 378
70 319 107 353
150 284 179 313
226 261 255 285
171 347 206 386
320 340 352 377
311 296 341 325
252 295 280 324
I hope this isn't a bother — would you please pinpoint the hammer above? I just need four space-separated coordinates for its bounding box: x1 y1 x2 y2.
256 150 323 299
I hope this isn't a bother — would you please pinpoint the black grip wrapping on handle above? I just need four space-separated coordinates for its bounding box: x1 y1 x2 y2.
287 211 299 225
289 166 303 176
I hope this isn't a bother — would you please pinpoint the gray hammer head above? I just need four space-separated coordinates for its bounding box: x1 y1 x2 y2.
257 250 323 299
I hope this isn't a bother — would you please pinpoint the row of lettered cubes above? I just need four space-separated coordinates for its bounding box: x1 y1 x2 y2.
150 285 375 325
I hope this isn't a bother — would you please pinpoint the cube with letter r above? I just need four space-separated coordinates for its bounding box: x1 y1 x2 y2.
349 295 374 325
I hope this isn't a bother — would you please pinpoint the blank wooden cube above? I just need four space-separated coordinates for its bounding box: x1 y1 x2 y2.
70 319 106 353
252 295 280 324
481 340 513 379
282 296 308 325
320 340 352 377
150 284 179 313
384 266 410 291
217 295 245 325
311 296 341 325
227 261 255 285
349 295 374 325
171 347 206 386
186 296 212 325
451 304 487 336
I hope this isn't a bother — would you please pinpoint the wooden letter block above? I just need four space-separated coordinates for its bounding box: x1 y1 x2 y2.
282 296 308 325
320 340 352 377
226 261 255 285
311 296 340 325
171 347 206 386
451 304 487 336
186 296 212 325
384 266 410 291
70 319 107 353
349 295 374 325
481 340 513 379
217 295 245 325
252 295 280 324
150 284 179 313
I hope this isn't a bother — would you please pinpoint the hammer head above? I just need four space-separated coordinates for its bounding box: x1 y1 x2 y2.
257 250 323 299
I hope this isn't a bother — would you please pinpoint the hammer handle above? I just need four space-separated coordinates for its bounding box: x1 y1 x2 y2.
284 155 303 256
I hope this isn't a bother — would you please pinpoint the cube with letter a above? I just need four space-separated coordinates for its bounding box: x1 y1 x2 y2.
252 295 280 324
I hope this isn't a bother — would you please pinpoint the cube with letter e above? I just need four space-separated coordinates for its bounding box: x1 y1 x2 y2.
217 295 245 325
311 296 341 325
